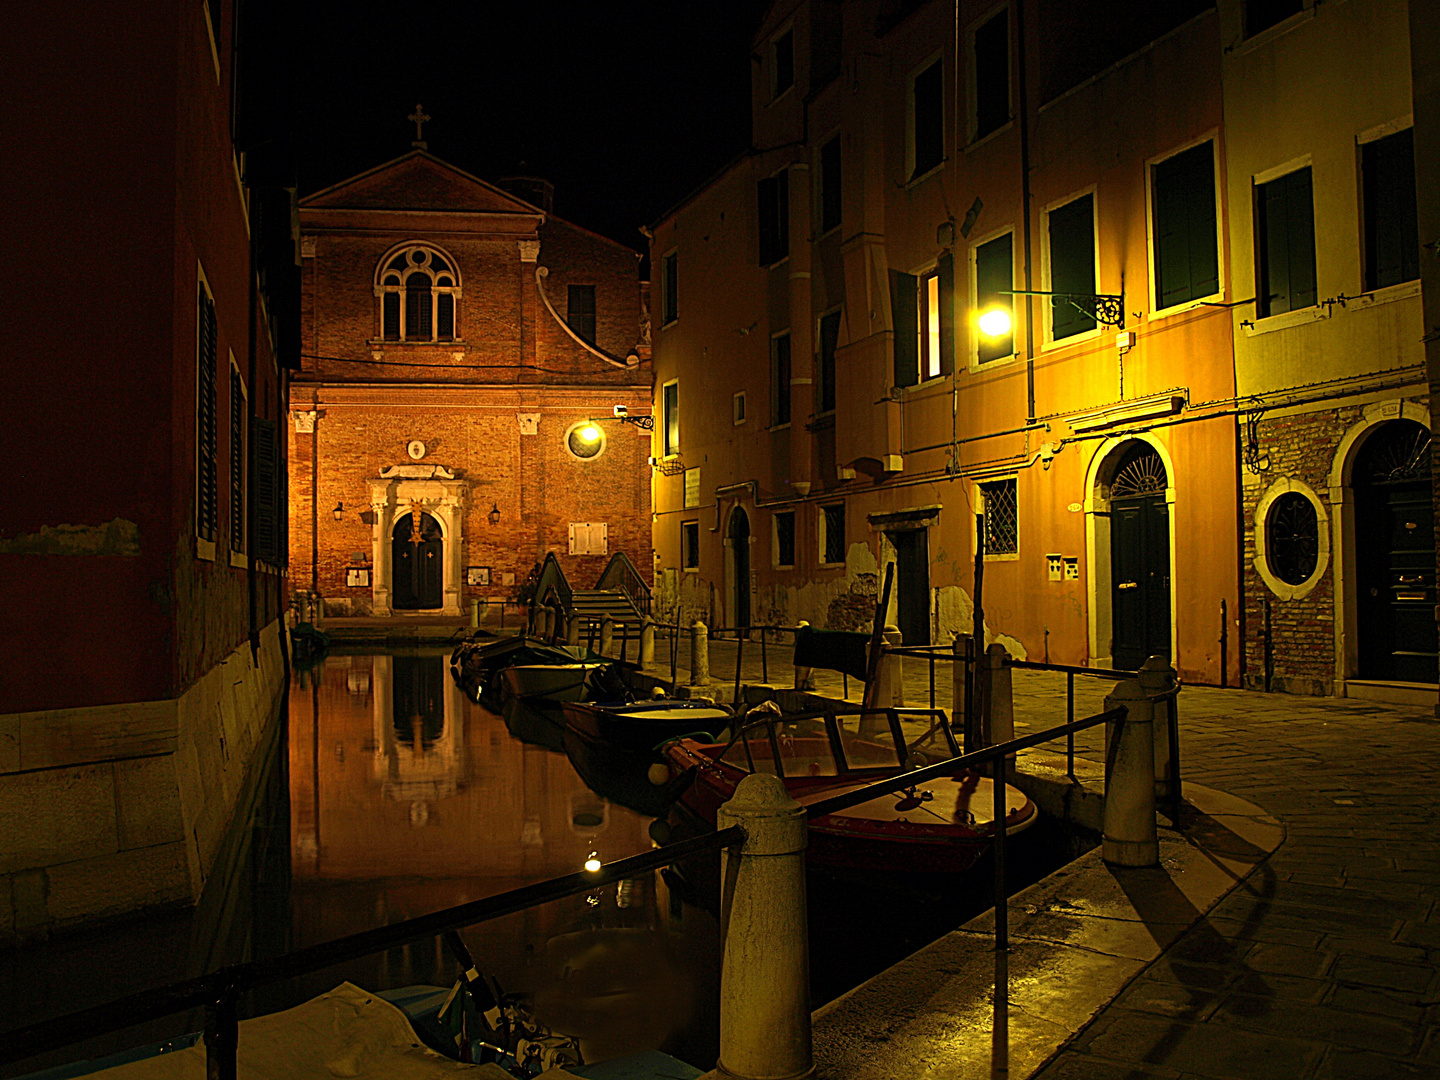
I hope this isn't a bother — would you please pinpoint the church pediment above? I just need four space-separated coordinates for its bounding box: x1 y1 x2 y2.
301 152 544 217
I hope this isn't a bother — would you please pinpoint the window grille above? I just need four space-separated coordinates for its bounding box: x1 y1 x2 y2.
822 504 845 564
197 285 218 544
377 246 459 341
230 368 245 553
1111 446 1168 497
981 478 1018 555
1266 492 1318 586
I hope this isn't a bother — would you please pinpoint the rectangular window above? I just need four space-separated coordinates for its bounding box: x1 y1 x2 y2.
681 521 700 571
406 281 433 339
1362 127 1419 291
1048 193 1097 340
819 135 841 234
772 27 794 98
197 280 219 547
662 251 678 324
1245 0 1303 37
821 503 845 565
973 8 1009 141
771 332 792 426
567 284 597 343
1255 167 1317 317
733 391 747 425
975 234 1014 363
911 58 943 178
774 511 796 568
892 270 919 387
437 292 455 340
818 309 840 412
662 380 680 456
979 478 1018 556
229 364 246 554
1152 141 1219 309
759 170 790 265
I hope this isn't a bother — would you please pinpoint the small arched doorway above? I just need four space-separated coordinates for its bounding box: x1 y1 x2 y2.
728 506 751 630
391 508 444 610
1108 442 1171 670
1352 419 1435 682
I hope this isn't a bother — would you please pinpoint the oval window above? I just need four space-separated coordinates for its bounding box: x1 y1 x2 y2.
1266 491 1319 585
567 424 605 460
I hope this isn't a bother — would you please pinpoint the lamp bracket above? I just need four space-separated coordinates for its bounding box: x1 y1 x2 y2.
999 289 1126 328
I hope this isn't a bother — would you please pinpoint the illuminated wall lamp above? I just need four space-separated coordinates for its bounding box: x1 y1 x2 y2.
487 502 501 526
332 502 344 521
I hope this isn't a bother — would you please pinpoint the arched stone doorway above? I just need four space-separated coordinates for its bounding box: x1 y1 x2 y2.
1085 437 1176 670
726 506 751 631
368 466 465 617
391 508 444 610
1351 418 1435 683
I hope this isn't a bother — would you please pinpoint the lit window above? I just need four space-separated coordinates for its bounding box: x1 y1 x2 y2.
662 381 679 456
922 271 941 379
566 421 605 461
377 246 460 341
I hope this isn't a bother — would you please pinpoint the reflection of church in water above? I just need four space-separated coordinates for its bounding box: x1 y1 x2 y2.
373 653 467 822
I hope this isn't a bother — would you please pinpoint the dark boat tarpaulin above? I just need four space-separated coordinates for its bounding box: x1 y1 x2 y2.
793 625 871 682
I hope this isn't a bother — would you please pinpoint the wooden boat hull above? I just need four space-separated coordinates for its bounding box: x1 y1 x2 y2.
500 662 609 702
563 700 732 754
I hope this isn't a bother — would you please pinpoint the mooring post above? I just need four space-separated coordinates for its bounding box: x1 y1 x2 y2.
690 620 710 686
872 625 904 707
951 633 968 739
470 598 479 630
714 774 813 1080
600 615 614 656
792 620 811 689
1138 655 1178 801
1101 679 1158 867
566 614 581 646
640 618 656 665
985 643 1015 754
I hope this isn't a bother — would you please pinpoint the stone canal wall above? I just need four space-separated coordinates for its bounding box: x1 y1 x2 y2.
0 619 287 943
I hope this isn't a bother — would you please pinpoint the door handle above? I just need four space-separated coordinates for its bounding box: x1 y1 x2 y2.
1398 575 1423 585
1117 581 1138 590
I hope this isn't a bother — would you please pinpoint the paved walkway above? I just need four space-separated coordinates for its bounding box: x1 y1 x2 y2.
641 631 1440 1079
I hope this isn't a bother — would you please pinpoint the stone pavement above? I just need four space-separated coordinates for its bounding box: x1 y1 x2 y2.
642 631 1440 1079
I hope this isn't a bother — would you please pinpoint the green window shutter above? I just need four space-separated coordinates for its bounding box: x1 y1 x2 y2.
1257 167 1315 316
252 417 279 565
937 251 955 375
819 309 840 412
892 270 919 387
1364 128 1419 290
1049 194 1096 339
976 235 1013 363
1154 142 1218 308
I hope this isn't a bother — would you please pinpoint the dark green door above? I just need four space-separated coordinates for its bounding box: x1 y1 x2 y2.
392 510 443 610
1354 420 1437 683
890 529 930 645
1109 444 1171 671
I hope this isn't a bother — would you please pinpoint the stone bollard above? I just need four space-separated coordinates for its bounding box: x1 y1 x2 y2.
1101 679 1159 867
714 774 813 1080
876 626 905 706
641 619 656 665
792 620 812 690
470 599 479 630
533 606 548 640
690 620 710 686
566 615 581 647
1138 655 1178 799
985 643 1015 754
600 616 615 656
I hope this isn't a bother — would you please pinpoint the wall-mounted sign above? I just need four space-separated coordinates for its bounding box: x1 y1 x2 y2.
467 566 491 586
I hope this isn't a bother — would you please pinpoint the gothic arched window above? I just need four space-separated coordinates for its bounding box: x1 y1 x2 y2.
377 245 460 342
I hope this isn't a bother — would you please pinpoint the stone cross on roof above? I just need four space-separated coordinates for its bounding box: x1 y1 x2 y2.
408 104 430 149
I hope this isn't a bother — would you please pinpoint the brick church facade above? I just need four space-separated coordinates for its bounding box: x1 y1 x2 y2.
291 150 652 619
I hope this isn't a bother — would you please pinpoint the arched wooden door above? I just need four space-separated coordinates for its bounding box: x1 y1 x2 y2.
1109 443 1170 670
392 509 443 610
1353 419 1436 682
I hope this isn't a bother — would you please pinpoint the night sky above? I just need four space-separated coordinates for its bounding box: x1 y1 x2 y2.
293 2 770 252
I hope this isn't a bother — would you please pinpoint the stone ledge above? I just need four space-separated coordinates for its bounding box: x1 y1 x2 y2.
1 699 177 775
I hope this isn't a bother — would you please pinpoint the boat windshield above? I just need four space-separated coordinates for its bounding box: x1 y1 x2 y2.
720 717 839 777
836 714 903 770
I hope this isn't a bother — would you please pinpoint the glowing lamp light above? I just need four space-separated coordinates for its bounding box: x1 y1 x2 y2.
978 307 1012 338
584 852 603 873
577 423 603 444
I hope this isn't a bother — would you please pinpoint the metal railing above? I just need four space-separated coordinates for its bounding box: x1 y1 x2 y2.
0 828 743 1076
530 552 573 627
594 551 652 616
706 624 803 702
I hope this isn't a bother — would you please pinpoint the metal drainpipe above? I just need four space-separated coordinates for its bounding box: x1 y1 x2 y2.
1016 0 1036 422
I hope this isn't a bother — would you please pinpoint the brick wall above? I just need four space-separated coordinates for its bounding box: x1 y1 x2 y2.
1241 405 1360 694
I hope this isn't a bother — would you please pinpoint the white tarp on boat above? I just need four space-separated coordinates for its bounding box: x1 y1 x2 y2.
79 983 511 1078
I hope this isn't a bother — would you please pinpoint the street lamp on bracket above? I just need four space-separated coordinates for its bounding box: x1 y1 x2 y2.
978 289 1127 338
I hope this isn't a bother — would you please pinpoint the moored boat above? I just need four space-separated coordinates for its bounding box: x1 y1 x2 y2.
660 707 1037 874
562 699 733 755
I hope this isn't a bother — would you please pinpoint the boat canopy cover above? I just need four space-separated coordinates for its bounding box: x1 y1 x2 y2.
73 983 507 1078
792 626 870 682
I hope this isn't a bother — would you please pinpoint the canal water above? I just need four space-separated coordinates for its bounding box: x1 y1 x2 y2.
1 645 1096 1078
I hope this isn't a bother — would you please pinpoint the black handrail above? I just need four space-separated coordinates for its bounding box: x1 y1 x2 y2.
532 552 573 621
0 827 743 1067
805 705 1126 820
594 550 652 615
